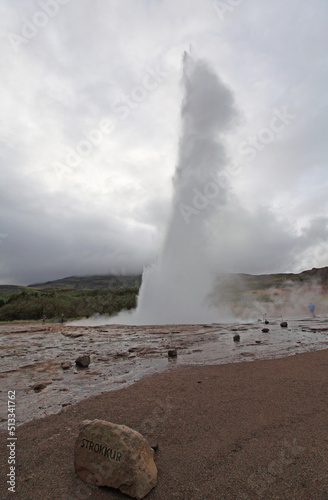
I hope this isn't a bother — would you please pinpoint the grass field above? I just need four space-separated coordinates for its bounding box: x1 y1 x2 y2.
0 286 139 322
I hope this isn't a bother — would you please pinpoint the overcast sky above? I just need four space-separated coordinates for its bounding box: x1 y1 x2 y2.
1 0 328 285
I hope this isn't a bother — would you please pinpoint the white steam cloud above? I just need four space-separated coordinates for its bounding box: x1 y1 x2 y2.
89 51 238 325
133 52 237 323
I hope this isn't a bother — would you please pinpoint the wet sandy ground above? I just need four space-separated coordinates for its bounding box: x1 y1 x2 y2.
1 316 328 429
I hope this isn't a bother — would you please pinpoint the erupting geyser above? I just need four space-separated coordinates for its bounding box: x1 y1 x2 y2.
115 51 238 324
134 52 237 323
80 52 238 325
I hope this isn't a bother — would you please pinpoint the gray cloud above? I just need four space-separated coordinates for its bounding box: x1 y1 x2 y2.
0 0 328 284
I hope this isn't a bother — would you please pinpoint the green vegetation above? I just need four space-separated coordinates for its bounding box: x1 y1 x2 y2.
0 286 139 322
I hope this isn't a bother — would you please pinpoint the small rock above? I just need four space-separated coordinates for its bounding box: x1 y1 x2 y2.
75 355 90 368
255 340 262 344
280 321 288 328
233 334 240 342
113 352 129 359
61 361 72 370
61 331 83 338
32 383 47 393
262 328 269 333
149 442 159 452
264 320 269 324
168 349 177 358
74 419 157 499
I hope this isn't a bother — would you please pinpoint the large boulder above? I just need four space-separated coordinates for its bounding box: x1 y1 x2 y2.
74 419 157 499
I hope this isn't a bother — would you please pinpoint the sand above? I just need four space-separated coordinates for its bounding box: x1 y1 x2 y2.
1 347 328 499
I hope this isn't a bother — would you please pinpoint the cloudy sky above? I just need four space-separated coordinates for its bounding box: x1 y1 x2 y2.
1 0 328 285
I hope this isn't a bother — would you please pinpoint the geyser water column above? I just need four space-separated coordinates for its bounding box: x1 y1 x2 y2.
134 52 237 324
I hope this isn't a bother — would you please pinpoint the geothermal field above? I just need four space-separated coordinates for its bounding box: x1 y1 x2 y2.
1 315 328 430
1 53 328 434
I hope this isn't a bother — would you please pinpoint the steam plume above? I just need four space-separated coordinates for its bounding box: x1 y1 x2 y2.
127 52 237 323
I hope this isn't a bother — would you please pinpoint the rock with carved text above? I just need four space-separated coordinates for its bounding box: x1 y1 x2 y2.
74 419 157 499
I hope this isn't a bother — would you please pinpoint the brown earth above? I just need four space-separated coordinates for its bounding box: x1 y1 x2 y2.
1 348 328 500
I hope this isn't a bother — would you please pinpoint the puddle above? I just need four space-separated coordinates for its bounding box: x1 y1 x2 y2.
0 316 327 429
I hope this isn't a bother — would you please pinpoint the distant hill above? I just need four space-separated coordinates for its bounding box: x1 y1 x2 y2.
219 266 328 292
27 274 142 290
1 266 327 293
297 266 328 284
0 285 26 293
